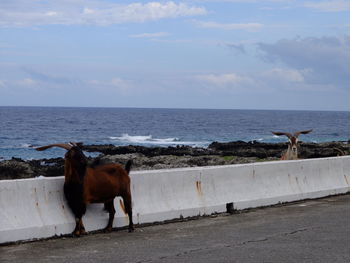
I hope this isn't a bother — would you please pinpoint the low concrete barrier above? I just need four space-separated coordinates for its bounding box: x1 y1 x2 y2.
1 156 350 244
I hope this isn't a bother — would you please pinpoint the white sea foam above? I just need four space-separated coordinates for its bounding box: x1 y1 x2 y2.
252 135 281 142
20 143 33 148
110 134 155 143
0 143 33 149
109 134 207 147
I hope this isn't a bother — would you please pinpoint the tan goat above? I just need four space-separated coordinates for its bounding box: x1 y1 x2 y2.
272 130 313 160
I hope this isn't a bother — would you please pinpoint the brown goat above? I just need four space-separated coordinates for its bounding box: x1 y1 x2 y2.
272 130 313 160
36 143 134 236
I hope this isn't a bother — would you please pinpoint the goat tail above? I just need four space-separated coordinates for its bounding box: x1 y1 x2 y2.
125 160 133 174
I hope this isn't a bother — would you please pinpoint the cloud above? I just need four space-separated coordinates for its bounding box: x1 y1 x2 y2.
129 32 170 38
257 67 334 91
110 78 133 93
0 1 207 27
193 65 340 95
221 39 260 53
0 78 41 92
18 78 37 86
304 1 350 12
257 36 350 88
194 20 263 31
0 79 6 88
88 77 135 94
0 66 82 92
224 43 246 53
0 60 345 109
195 73 255 91
262 68 307 83
193 0 291 2
21 68 75 85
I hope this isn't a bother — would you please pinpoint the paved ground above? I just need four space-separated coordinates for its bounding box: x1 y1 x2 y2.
2 194 350 263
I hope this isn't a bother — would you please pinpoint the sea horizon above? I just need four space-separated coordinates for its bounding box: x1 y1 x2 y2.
1 105 350 113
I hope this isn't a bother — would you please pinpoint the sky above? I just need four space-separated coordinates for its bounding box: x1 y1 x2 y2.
0 0 350 111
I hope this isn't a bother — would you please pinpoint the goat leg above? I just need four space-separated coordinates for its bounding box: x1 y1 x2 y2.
122 194 134 232
103 200 116 232
72 218 87 237
72 218 80 236
79 220 87 235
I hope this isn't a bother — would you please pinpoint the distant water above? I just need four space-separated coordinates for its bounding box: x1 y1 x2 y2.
0 106 350 160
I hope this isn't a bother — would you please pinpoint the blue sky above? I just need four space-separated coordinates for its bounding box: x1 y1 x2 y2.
1 0 350 110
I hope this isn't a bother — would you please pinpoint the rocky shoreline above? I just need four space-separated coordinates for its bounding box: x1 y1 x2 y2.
1 140 349 180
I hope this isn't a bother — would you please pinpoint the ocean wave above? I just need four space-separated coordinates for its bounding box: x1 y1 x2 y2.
0 143 34 149
109 134 207 147
250 135 284 142
110 135 157 143
20 143 33 148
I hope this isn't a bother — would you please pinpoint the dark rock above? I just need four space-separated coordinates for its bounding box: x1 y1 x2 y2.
0 159 34 180
1 141 349 180
82 144 215 157
209 141 350 159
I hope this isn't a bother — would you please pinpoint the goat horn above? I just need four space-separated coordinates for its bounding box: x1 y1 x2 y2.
35 143 72 151
294 129 313 137
271 131 293 139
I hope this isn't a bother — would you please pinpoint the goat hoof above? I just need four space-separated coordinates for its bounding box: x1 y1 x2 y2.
103 227 113 233
72 231 81 237
80 229 87 235
128 227 134 233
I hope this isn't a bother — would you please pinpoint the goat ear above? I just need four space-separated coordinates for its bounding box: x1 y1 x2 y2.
272 131 292 138
294 129 313 137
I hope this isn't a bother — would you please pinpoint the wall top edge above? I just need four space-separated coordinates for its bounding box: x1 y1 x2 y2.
1 155 349 183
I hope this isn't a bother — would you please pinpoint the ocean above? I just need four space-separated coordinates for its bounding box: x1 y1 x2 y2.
0 106 350 160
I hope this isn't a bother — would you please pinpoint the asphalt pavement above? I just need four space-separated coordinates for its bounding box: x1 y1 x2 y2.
2 194 350 263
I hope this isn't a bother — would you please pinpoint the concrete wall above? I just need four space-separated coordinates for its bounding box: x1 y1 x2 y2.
1 156 350 244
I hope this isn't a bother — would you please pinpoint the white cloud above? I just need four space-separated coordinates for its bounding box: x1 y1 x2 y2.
129 32 170 38
18 78 37 86
304 1 350 12
0 79 6 88
110 78 132 92
194 20 263 31
21 68 75 85
83 8 95 15
1 77 46 92
0 1 207 27
193 66 337 94
195 73 255 91
193 0 291 2
258 36 350 88
262 68 308 83
88 77 134 94
257 67 335 91
45 11 58 17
